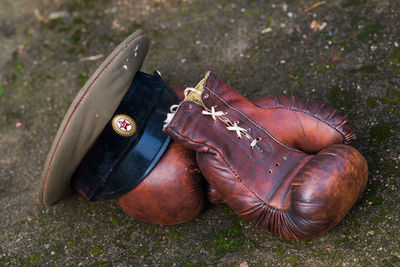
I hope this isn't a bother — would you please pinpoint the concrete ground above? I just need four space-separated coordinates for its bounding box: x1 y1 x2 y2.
0 0 399 265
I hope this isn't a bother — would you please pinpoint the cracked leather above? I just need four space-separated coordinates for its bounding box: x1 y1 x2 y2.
164 72 368 239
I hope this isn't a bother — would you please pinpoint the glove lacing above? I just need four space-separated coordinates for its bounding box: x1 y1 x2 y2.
201 106 262 150
164 87 262 150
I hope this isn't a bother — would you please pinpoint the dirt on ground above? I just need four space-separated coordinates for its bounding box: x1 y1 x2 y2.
0 0 399 266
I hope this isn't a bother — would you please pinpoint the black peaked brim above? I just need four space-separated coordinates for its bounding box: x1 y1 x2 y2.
39 30 149 206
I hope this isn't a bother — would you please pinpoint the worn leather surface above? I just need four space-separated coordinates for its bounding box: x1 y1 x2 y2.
164 72 368 239
118 141 206 225
207 94 355 204
117 87 206 225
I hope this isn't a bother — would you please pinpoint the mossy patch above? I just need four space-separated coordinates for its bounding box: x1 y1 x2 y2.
369 122 395 145
357 22 382 42
203 222 248 256
275 247 285 258
366 89 400 114
287 255 298 266
5 110 23 122
78 73 88 87
342 0 367 7
381 89 400 105
328 86 358 110
110 216 119 225
366 97 376 108
165 230 181 238
363 181 384 206
90 245 103 255
357 64 377 73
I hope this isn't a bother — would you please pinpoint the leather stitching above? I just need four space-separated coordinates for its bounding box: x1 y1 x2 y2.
167 126 268 206
258 105 348 143
173 107 271 163
204 88 303 153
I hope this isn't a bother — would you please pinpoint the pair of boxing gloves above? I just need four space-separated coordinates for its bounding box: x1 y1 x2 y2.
119 71 368 240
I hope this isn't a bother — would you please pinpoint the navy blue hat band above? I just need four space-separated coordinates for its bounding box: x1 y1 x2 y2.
71 71 179 200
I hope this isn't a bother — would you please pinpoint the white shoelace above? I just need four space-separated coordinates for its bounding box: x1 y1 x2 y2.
163 88 262 149
164 87 201 127
202 105 261 149
202 106 225 121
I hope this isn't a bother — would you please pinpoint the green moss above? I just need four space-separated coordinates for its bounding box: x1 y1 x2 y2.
380 160 400 176
0 86 4 96
0 257 9 263
87 204 94 212
203 222 248 255
129 244 150 258
22 255 39 266
369 122 394 144
275 247 284 258
90 245 103 255
78 73 88 87
14 58 23 73
5 111 22 121
73 17 87 25
381 89 400 104
41 18 64 30
143 224 156 234
358 64 377 73
181 7 189 15
111 216 119 225
328 86 357 109
58 24 72 32
389 46 400 63
287 255 298 266
363 181 384 205
357 22 381 41
165 230 181 238
366 97 377 108
96 260 108 266
383 255 400 266
71 29 83 44
342 0 366 7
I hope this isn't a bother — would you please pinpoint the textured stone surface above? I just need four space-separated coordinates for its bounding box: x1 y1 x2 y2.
0 0 399 265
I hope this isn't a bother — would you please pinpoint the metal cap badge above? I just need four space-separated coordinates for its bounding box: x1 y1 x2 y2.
112 114 136 137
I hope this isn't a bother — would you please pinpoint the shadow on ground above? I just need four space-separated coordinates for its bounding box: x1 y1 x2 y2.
0 0 399 265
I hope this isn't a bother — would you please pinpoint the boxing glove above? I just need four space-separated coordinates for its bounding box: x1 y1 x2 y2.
117 86 206 225
163 72 368 239
207 94 355 204
118 141 205 225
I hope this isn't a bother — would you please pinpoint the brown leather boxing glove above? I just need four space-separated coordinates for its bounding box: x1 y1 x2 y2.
118 142 205 225
118 87 206 225
207 94 355 204
163 72 368 239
